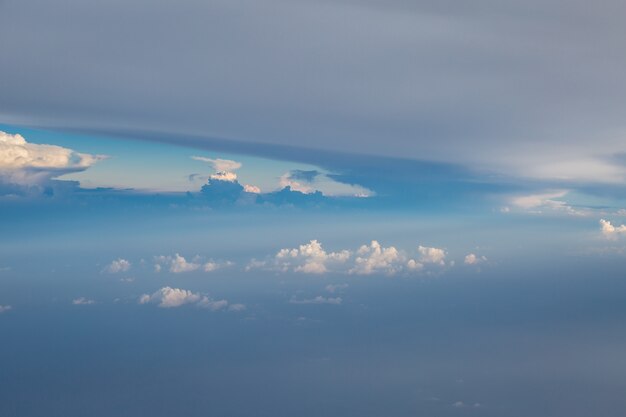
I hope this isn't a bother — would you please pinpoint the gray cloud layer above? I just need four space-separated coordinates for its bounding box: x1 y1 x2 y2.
2 0 626 181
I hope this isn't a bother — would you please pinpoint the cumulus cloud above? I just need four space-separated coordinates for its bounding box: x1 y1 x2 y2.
417 246 446 265
350 240 402 275
154 254 200 273
276 240 350 274
72 297 95 305
0 305 12 313
600 219 626 239
139 286 235 310
191 156 242 173
105 258 131 273
464 253 487 265
290 295 342 305
243 184 261 193
0 130 105 188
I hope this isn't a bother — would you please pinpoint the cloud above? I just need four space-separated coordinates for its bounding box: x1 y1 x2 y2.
276 239 350 274
290 295 342 305
0 130 105 189
325 283 348 293
191 156 242 173
509 190 587 216
600 219 626 239
464 253 487 265
0 305 12 313
227 303 246 312
243 184 261 193
350 240 402 275
417 245 446 266
139 286 235 310
105 258 131 273
154 254 200 273
72 297 95 305
279 169 373 197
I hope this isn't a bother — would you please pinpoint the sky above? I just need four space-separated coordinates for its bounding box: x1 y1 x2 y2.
2 1 626 416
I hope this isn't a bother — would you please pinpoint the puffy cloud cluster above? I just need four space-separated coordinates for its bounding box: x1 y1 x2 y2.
154 254 231 273
154 254 200 273
464 253 487 265
600 219 626 239
139 286 240 311
0 130 105 189
350 240 402 275
276 240 350 274
290 295 342 305
105 258 131 273
244 240 452 276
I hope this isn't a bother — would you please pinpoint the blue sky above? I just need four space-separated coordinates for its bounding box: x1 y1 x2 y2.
3 1 626 415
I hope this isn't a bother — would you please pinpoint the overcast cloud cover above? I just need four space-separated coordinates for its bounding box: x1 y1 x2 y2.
2 0 626 183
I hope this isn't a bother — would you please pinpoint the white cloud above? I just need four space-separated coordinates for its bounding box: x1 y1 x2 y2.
72 297 95 305
155 254 200 273
350 240 402 275
417 245 446 265
243 184 261 193
139 287 239 311
276 240 350 274
509 190 586 216
464 253 487 265
0 130 105 186
600 219 626 239
290 296 342 305
0 305 12 313
191 156 242 173
325 283 348 293
278 171 373 197
105 258 131 273
209 171 238 182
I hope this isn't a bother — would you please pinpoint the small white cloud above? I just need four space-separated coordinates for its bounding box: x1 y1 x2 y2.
105 258 131 273
350 240 401 275
0 305 12 313
139 287 238 311
290 296 342 305
191 156 242 173
72 297 95 305
464 253 487 265
406 259 424 271
243 184 261 193
600 219 626 239
154 254 200 273
417 245 446 266
228 303 247 312
209 171 238 182
276 240 350 274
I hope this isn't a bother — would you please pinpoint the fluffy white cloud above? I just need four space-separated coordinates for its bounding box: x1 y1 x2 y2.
417 245 446 265
278 170 373 197
290 296 342 305
0 130 105 186
154 254 200 273
72 297 95 305
243 184 261 193
0 305 12 313
600 219 626 239
276 240 350 274
191 156 242 173
139 287 240 311
209 171 238 182
350 240 401 275
105 258 131 273
464 253 487 265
